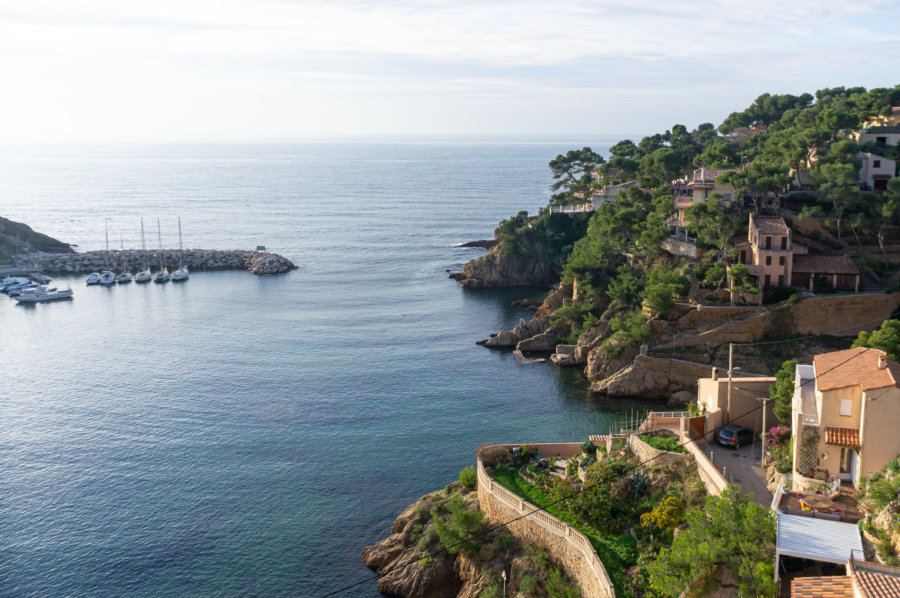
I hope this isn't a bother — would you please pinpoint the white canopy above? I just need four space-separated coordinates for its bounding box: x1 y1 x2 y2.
775 513 864 581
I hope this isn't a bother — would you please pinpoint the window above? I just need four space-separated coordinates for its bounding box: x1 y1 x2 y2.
779 256 785 266
764 274 771 287
840 399 852 416
766 256 772 265
778 275 784 286
874 160 881 168
877 136 887 144
765 236 771 249
781 237 787 249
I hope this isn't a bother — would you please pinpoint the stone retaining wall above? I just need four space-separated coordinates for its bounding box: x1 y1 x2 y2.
684 440 728 495
15 249 297 276
660 292 900 349
477 454 614 598
627 435 693 467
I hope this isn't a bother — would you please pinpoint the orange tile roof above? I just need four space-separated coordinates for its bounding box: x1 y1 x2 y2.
854 565 900 598
791 576 853 597
751 216 790 236
792 254 859 275
825 427 861 448
814 347 900 391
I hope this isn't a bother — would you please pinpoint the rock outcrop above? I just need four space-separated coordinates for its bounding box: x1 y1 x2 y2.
591 355 714 398
362 481 581 598
0 216 73 260
14 248 297 276
455 244 559 288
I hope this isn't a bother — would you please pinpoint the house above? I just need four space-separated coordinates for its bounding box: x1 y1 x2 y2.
590 180 638 207
697 370 778 434
729 215 859 303
863 106 900 128
858 126 900 148
686 167 735 204
857 152 896 191
790 347 900 490
791 557 900 598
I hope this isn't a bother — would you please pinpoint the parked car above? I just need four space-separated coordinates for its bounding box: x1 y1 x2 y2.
716 425 755 449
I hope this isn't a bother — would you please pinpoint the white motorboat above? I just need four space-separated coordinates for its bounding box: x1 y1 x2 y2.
116 272 133 283
171 216 189 282
99 270 116 285
135 269 151 283
8 282 40 296
1 276 32 293
86 272 101 285
15 286 73 303
153 269 170 283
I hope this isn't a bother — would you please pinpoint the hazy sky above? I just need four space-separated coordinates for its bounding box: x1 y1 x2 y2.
2 0 899 142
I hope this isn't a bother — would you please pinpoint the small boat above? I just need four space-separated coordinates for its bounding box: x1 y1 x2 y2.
99 271 116 285
86 272 101 285
153 218 170 283
116 272 133 284
135 269 151 283
1 276 32 293
153 269 170 283
7 282 40 296
171 216 189 282
15 286 73 303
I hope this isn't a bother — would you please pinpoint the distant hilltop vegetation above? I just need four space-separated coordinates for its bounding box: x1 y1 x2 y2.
0 216 73 260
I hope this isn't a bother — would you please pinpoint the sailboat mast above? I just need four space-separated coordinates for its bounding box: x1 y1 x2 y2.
141 218 147 269
178 217 184 267
157 218 163 271
105 218 110 268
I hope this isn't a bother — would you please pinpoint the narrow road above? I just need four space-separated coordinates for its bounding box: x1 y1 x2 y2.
706 440 772 507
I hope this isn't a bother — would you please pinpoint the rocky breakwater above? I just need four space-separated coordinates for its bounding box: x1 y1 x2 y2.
15 249 297 276
362 480 582 598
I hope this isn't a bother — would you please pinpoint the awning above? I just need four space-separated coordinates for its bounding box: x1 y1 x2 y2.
826 427 861 448
776 514 863 565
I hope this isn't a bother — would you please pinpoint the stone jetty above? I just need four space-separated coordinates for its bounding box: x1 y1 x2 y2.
14 249 297 276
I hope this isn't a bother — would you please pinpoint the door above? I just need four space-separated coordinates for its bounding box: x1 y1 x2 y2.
839 448 851 481
850 449 859 488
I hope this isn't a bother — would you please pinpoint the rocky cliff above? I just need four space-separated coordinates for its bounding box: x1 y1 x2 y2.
456 243 559 288
0 216 72 260
362 481 581 598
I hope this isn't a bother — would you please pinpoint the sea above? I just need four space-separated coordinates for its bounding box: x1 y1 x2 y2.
0 140 661 598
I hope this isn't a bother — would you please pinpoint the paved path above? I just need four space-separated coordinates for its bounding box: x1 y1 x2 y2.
706 440 772 507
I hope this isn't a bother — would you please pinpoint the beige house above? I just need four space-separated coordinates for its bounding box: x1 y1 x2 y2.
686 167 735 204
857 152 896 192
730 215 860 303
697 370 778 434
858 126 900 148
791 347 900 489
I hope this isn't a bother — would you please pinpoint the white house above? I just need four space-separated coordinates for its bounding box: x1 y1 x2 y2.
857 152 896 191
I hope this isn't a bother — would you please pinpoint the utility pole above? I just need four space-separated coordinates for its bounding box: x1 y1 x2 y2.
727 343 733 424
760 396 768 465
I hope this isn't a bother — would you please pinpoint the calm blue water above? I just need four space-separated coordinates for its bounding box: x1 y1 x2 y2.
0 142 659 598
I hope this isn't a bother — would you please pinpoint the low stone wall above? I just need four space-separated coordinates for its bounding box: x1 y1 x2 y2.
684 440 728 495
661 238 699 258
660 292 900 349
477 455 615 598
15 249 297 276
675 304 766 329
627 435 693 467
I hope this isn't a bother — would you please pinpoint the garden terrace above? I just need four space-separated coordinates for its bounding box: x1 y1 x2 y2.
775 482 860 524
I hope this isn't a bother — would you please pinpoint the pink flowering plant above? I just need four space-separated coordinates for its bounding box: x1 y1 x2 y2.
765 425 790 448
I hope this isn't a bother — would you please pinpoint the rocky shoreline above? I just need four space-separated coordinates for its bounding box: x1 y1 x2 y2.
15 248 297 276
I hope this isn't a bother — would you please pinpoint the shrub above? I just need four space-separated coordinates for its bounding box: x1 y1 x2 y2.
479 445 512 468
498 531 516 551
580 439 596 454
518 575 538 595
459 465 477 489
432 495 484 555
545 568 581 598
418 556 432 568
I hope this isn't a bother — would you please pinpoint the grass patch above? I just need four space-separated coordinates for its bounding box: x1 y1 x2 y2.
639 435 686 453
491 466 635 595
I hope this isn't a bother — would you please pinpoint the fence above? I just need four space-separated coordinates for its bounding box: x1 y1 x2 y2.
477 457 615 598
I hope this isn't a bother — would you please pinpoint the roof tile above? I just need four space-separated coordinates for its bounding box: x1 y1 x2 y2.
825 427 861 448
791 576 853 597
814 347 900 391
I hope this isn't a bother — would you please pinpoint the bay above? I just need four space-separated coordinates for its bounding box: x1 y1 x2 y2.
0 141 658 597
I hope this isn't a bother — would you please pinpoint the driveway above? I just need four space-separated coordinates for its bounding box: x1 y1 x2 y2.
705 439 772 507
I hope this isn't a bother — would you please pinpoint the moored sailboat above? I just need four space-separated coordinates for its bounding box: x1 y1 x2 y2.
171 217 189 282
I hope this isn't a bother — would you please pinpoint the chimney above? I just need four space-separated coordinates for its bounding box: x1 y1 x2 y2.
712 367 718 380
879 353 887 369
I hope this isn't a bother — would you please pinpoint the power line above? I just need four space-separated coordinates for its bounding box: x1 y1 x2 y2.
317 348 876 598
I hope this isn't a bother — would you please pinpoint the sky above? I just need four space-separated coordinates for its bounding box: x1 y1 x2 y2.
1 0 899 143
